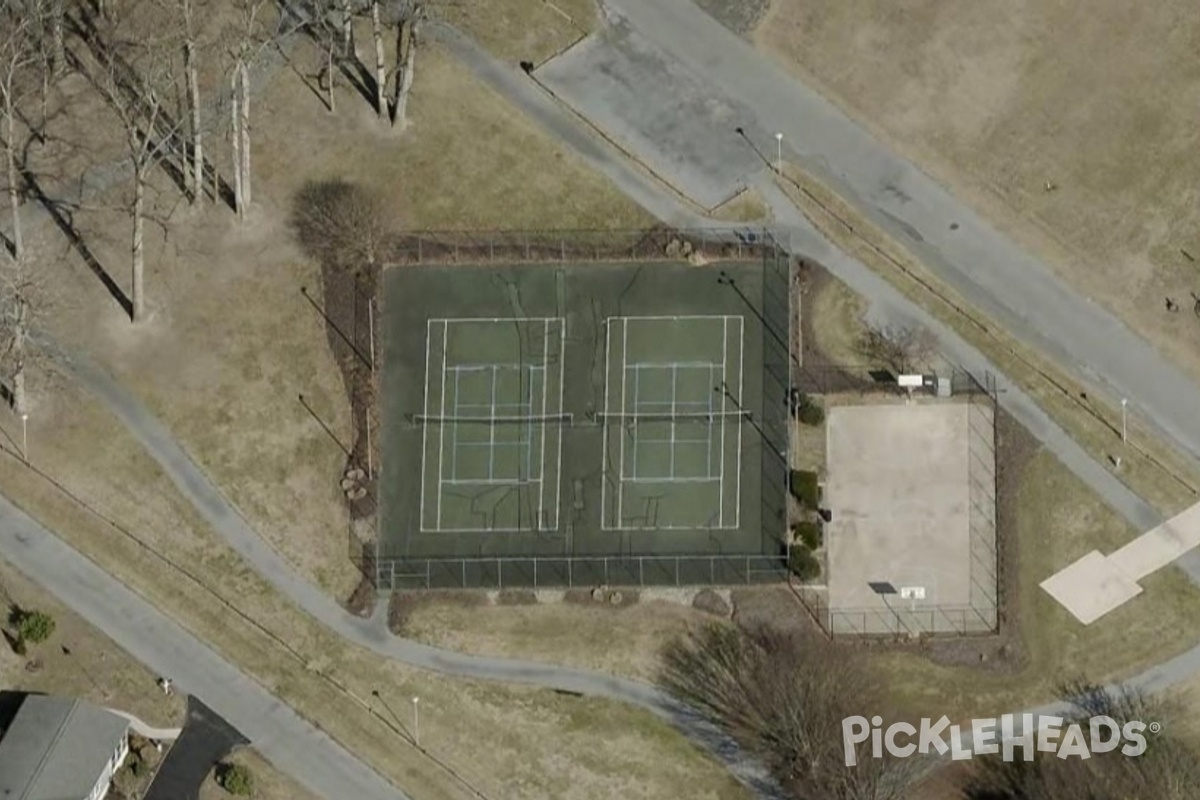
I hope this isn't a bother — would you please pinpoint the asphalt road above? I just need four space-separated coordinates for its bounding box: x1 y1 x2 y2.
0 493 408 800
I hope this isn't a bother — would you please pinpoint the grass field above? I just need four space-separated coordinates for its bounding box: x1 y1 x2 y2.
879 448 1200 721
0 557 184 729
807 275 867 365
756 0 1200 392
397 597 717 682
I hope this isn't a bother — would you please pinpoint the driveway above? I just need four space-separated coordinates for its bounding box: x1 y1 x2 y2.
145 697 248 800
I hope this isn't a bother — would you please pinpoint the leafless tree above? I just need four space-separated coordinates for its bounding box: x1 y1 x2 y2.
369 0 386 119
290 177 388 276
0 241 56 415
0 3 42 262
390 2 423 130
94 45 186 321
225 0 301 218
661 623 923 800
171 0 207 205
857 323 937 374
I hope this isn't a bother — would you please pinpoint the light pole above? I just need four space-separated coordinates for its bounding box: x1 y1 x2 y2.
412 696 420 747
774 132 783 172
21 413 28 462
1121 398 1128 444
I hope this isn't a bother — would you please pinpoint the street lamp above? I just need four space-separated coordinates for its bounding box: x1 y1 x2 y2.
1121 398 1128 444
774 132 783 172
412 696 420 747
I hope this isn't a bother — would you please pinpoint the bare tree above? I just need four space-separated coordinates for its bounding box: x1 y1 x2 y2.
857 323 937 374
369 0 386 119
661 623 924 800
226 0 300 217
0 4 40 262
94 46 185 321
178 0 206 205
290 178 388 275
390 2 423 130
0 239 56 416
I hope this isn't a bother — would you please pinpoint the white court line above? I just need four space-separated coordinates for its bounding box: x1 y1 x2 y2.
618 317 629 526
553 318 566 530
436 320 449 530
601 319 613 529
615 314 735 322
733 316 745 529
450 368 463 481
426 316 561 324
669 364 677 478
719 316 727 526
487 365 498 479
444 478 542 486
538 320 549 529
419 319 434 531
625 477 721 484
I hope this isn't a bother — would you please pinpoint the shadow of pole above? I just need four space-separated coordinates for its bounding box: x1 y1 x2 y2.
298 393 351 458
300 285 372 369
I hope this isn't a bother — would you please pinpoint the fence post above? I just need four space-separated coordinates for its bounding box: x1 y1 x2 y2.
525 235 530 260
417 237 422 262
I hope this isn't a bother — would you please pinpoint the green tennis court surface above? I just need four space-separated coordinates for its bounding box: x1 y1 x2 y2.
379 257 791 588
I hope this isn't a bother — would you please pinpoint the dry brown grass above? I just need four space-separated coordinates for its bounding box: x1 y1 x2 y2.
879 449 1200 722
807 276 867 365
398 598 714 682
0 385 749 800
200 749 322 800
709 186 772 223
444 0 597 65
757 0 1200 390
0 557 184 728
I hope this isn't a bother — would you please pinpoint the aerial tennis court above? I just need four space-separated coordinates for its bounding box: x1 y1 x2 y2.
379 256 790 589
419 318 566 532
601 316 744 530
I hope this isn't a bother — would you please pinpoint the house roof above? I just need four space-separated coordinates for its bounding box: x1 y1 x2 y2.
0 695 129 800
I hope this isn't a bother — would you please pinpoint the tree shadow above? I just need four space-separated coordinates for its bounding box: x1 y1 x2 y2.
22 169 133 318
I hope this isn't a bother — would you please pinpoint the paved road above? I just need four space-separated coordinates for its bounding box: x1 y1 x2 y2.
0 494 407 800
595 0 1200 467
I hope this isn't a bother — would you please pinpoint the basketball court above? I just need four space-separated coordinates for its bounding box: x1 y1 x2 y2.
824 401 997 635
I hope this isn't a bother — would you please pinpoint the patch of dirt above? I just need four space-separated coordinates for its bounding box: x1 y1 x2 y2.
694 0 772 37
343 575 377 618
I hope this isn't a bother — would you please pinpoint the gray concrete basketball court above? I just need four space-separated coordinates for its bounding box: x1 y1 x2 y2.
825 401 996 634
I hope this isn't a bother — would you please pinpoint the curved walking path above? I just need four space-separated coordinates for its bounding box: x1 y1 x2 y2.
104 708 183 740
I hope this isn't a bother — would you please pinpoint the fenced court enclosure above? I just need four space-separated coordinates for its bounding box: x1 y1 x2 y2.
378 238 792 590
795 395 998 636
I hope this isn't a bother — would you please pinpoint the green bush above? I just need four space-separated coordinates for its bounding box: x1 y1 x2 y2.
796 400 825 426
788 545 821 582
792 520 823 550
789 470 820 509
15 609 54 648
219 763 255 796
